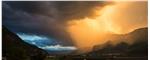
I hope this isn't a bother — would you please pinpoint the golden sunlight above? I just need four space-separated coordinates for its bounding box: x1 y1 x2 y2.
66 18 109 52
66 1 147 52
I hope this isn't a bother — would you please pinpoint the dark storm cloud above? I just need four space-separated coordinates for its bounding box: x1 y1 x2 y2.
54 1 107 21
3 2 70 44
4 1 108 21
2 1 109 45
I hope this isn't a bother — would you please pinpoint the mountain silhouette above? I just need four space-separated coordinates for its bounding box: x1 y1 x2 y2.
88 27 148 57
2 26 48 60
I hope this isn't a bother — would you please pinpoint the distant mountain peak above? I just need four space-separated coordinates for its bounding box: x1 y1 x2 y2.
90 27 148 56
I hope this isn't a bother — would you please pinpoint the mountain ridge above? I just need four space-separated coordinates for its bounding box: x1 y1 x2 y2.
2 26 48 60
88 27 148 57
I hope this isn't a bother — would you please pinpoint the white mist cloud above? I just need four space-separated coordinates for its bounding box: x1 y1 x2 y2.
39 45 77 51
17 33 49 41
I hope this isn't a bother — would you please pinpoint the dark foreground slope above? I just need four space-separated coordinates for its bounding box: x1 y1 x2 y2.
2 26 48 60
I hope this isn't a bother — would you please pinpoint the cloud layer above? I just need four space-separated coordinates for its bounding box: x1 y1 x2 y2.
3 1 147 53
2 1 108 46
39 45 77 51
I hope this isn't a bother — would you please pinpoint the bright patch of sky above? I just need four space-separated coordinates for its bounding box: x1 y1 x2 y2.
17 33 49 41
17 33 77 52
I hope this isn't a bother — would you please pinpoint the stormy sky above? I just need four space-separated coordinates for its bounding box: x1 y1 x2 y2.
2 1 147 53
2 1 107 38
2 1 108 52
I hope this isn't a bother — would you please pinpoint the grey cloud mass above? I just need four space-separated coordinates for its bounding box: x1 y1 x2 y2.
2 1 108 45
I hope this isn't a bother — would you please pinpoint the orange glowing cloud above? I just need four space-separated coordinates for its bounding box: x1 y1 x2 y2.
66 18 109 52
66 1 147 52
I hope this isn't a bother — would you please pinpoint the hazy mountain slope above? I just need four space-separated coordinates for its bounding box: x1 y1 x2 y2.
2 26 48 60
125 27 148 43
89 27 148 57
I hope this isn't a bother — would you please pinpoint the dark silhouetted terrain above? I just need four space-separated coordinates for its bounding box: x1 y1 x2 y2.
2 26 48 60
